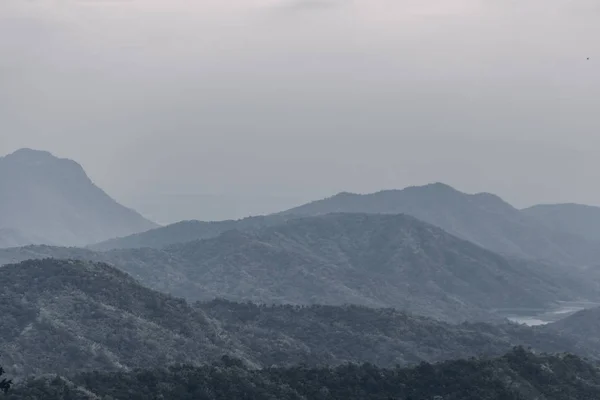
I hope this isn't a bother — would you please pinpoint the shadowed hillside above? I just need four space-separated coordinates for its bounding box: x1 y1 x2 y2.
280 183 600 265
8 349 600 400
1 214 597 323
1 259 599 382
523 203 600 243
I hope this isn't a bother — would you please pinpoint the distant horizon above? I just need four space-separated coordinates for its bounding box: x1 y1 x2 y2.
4 3 600 394
3 0 600 222
3 146 600 224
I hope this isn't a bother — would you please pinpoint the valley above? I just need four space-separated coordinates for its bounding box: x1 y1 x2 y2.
3 213 599 324
2 149 600 399
4 0 600 396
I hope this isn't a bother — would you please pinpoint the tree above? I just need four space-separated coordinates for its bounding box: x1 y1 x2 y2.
0 365 11 394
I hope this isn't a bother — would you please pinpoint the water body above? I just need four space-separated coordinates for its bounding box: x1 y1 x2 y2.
507 316 548 326
500 301 600 327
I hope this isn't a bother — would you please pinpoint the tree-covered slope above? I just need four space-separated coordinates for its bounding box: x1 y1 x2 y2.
92 183 600 269
1 259 599 381
281 183 600 265
90 215 289 251
8 348 600 400
544 307 600 352
1 214 596 323
198 299 594 368
0 259 230 378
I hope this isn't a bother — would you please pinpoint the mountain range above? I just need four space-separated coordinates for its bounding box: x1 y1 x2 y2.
523 203 600 243
93 183 600 269
1 258 599 381
90 215 289 251
0 149 157 247
280 183 600 266
2 213 597 323
5 147 600 398
5 147 600 271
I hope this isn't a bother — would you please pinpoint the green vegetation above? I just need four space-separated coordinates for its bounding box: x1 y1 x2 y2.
0 364 11 394
282 183 600 265
1 258 599 382
91 215 290 250
198 299 596 367
7 349 600 400
3 213 597 323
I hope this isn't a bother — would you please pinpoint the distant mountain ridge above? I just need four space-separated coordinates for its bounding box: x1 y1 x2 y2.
93 183 600 268
280 183 600 265
2 213 597 323
0 148 157 247
523 203 600 243
91 215 290 251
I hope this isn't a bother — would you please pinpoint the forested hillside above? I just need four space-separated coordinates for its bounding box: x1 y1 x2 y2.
91 215 289 251
281 183 600 265
8 348 600 400
1 259 598 381
2 213 596 323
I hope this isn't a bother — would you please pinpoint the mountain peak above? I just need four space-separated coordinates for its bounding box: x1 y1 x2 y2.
279 182 599 264
0 149 157 247
331 191 358 199
3 148 56 161
1 149 84 174
419 182 457 191
398 182 460 196
8 147 52 156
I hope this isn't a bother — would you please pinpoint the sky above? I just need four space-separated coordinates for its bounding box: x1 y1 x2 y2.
1 0 600 223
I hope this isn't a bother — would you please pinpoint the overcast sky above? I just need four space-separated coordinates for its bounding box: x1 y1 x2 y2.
1 0 599 222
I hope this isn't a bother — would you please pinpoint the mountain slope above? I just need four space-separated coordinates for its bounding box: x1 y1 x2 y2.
540 307 600 365
160 213 594 322
1 259 599 382
280 183 600 265
3 213 596 322
91 215 289 251
0 259 232 378
9 349 600 400
523 203 600 243
0 148 156 247
0 259 600 377
198 299 595 367
545 306 600 338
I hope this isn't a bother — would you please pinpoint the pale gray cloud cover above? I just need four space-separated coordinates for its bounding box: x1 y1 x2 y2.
1 0 599 222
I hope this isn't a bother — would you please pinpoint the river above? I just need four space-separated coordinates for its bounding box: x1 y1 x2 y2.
498 301 600 326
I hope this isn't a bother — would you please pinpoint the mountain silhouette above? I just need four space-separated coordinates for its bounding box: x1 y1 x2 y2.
95 183 600 267
0 149 157 247
279 183 600 265
523 203 600 243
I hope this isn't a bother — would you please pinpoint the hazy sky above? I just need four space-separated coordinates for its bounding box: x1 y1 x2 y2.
1 0 599 222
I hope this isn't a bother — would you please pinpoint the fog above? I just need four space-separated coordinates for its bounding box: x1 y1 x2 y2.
1 0 599 222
